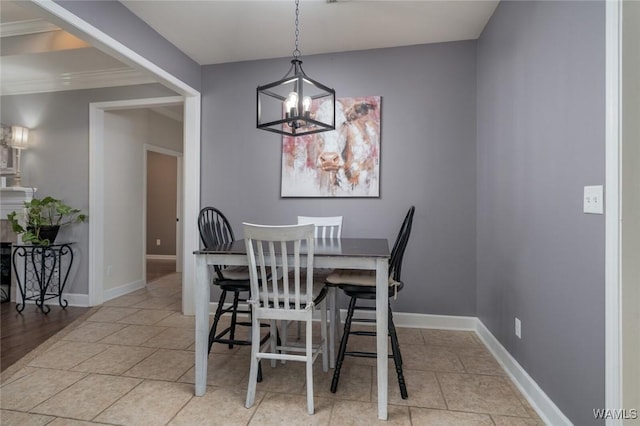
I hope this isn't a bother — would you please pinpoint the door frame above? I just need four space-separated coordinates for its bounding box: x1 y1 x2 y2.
33 1 201 315
89 97 185 306
605 0 622 422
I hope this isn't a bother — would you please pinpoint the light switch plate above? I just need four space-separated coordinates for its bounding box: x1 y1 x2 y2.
583 185 604 214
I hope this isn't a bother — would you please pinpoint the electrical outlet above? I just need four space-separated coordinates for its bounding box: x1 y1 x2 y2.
156 239 161 246
583 185 604 214
515 317 522 339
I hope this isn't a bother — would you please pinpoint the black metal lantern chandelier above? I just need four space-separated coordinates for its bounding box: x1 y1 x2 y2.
257 0 335 137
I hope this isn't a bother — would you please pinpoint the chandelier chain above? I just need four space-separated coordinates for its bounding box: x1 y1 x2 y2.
293 0 301 58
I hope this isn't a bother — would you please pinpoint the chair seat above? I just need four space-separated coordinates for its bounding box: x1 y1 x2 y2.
326 269 398 287
216 280 250 292
219 266 251 280
326 269 402 299
213 266 251 291
340 282 404 300
217 266 276 289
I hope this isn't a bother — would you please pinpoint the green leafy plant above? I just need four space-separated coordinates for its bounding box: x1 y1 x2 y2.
7 196 87 245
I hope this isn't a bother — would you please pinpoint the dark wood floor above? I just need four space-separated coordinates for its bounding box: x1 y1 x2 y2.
0 259 177 373
1 302 90 372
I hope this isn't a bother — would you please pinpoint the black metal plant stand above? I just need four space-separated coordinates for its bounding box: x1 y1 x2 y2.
12 243 74 314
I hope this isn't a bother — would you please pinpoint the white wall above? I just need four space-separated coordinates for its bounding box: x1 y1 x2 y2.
148 109 183 151
103 109 146 291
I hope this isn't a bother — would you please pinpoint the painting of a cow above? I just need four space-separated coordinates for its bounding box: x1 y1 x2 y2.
281 96 381 197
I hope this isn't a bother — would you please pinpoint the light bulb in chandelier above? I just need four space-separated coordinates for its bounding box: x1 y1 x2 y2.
302 96 312 114
285 92 298 118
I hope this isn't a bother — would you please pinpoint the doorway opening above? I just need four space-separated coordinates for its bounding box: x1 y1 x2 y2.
89 96 191 307
145 146 183 283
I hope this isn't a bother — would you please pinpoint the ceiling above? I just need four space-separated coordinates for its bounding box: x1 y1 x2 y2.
0 0 499 96
120 0 499 65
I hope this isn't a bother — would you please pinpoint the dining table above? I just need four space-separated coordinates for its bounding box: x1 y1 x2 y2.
193 237 391 420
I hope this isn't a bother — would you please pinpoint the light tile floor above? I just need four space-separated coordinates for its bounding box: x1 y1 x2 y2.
1 273 545 425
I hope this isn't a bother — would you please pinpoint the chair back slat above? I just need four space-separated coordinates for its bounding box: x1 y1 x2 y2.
297 216 342 240
198 207 236 279
280 241 289 308
389 206 415 281
244 223 315 312
198 207 235 247
255 238 269 304
292 239 302 309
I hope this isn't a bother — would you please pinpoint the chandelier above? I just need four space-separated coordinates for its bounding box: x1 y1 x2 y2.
256 0 335 137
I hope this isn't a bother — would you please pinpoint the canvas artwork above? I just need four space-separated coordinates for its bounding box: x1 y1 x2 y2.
281 96 381 197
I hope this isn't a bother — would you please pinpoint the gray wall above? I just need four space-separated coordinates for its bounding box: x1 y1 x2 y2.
476 1 605 424
0 84 178 295
201 42 478 316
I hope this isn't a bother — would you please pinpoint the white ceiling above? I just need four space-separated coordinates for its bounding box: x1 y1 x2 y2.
121 0 500 65
0 0 499 96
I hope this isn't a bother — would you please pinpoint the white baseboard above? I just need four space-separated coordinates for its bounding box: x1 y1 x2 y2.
475 319 571 426
16 292 90 308
13 280 144 307
146 254 177 261
354 310 478 330
103 279 145 302
63 292 90 307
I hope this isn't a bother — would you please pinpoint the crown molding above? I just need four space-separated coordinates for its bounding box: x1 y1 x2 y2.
1 68 156 96
0 19 60 38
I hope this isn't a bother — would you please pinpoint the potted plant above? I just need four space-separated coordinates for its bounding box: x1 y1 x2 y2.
7 196 87 245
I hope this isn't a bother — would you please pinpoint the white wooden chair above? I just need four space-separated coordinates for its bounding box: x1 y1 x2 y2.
296 215 342 368
243 223 328 415
297 216 343 240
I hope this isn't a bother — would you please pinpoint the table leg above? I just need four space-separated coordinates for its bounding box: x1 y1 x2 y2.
376 258 388 420
194 256 210 396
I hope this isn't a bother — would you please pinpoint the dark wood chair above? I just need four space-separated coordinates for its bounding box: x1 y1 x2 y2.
197 207 270 357
327 206 415 399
